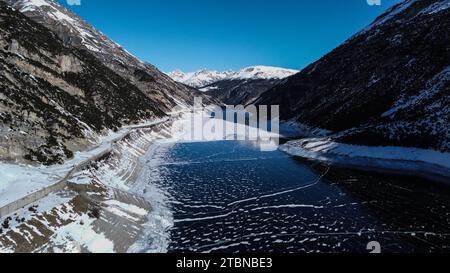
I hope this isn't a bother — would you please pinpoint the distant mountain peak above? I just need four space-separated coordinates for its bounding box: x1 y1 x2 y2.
167 66 299 88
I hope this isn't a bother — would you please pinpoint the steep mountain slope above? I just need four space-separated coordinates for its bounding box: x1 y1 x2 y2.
169 66 298 105
0 2 164 164
4 0 199 111
256 0 449 152
201 78 284 105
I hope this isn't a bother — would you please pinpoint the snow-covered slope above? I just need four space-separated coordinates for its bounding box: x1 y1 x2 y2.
168 66 299 88
230 66 299 80
168 69 234 89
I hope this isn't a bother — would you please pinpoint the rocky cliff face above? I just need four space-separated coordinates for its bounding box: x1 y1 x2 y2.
0 3 165 164
256 0 449 152
4 0 201 111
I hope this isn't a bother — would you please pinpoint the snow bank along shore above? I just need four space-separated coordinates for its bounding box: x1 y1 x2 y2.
3 109 446 252
280 137 450 184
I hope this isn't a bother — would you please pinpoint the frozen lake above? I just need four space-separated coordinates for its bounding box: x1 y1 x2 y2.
139 139 450 253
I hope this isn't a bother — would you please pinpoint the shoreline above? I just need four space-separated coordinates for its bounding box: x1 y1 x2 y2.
66 118 177 253
0 117 170 215
128 140 176 253
0 117 177 253
280 138 450 184
2 112 449 252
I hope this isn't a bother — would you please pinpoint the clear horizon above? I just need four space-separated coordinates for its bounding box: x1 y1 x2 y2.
59 0 402 72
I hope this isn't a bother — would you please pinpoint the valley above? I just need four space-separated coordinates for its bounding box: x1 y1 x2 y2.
0 0 449 253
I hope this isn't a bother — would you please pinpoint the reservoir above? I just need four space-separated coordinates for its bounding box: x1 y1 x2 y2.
140 138 450 253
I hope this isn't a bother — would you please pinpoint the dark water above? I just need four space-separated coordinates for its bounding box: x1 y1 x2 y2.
151 140 450 253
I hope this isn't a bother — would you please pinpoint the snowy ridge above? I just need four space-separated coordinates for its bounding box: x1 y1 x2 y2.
419 0 450 15
9 0 126 55
229 66 299 80
352 0 418 38
168 69 234 89
167 66 299 88
352 0 450 40
17 0 74 22
15 0 51 12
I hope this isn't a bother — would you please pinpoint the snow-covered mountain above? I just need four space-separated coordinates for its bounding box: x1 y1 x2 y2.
4 0 202 111
167 66 299 88
168 69 234 89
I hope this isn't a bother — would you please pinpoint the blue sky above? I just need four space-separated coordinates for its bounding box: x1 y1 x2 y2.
58 0 402 72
